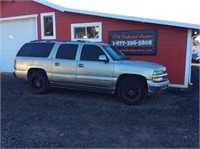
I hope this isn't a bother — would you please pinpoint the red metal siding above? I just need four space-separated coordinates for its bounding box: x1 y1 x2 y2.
1 0 188 85
102 19 188 84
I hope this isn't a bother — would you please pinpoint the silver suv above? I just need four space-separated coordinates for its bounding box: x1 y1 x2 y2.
14 41 169 105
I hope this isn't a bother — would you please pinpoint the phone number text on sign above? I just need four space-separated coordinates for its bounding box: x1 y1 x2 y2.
112 39 153 47
109 29 158 55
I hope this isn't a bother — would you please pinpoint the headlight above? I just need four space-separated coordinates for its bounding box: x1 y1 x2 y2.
152 70 167 82
153 70 163 75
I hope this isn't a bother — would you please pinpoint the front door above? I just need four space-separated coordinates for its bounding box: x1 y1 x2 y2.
77 45 114 88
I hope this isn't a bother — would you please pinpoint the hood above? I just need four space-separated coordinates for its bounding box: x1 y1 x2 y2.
120 60 166 71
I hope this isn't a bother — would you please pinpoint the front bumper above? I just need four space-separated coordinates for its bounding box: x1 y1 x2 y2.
147 80 169 96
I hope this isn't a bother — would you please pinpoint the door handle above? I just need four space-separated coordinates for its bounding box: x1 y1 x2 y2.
78 64 84 68
55 62 60 66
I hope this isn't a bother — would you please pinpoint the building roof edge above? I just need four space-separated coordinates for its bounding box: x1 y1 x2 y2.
33 0 200 30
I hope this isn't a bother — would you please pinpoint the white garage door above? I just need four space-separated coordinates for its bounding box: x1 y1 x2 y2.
0 17 37 72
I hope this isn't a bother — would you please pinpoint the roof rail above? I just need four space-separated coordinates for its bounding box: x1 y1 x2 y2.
30 40 39 42
30 40 92 43
30 40 66 42
76 40 91 43
30 40 52 42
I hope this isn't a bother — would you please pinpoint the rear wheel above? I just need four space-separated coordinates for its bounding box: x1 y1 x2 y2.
117 77 147 105
29 71 50 94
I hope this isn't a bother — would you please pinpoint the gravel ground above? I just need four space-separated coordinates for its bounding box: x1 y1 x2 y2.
0 66 199 148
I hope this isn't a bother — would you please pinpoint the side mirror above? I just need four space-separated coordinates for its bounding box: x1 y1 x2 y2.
99 55 109 63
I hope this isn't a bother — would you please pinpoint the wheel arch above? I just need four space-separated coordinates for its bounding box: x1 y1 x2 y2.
115 74 147 93
27 68 47 79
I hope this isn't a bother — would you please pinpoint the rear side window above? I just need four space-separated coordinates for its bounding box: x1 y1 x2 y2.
56 44 78 60
17 43 55 57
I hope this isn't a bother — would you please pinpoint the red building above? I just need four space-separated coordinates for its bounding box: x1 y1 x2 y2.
0 0 199 88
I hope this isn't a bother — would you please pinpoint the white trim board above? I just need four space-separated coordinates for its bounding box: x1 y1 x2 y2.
71 22 102 42
0 14 38 22
40 12 56 40
169 84 188 89
184 29 193 87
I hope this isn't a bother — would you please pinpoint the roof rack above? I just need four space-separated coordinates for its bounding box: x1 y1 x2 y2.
30 40 67 42
30 40 92 43
76 40 91 42
30 40 52 42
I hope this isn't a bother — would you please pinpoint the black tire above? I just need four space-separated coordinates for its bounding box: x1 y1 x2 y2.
117 77 147 105
29 71 50 94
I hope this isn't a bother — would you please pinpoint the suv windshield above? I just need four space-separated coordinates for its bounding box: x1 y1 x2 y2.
103 45 128 60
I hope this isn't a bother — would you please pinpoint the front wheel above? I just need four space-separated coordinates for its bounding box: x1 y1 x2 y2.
117 77 147 105
29 71 50 94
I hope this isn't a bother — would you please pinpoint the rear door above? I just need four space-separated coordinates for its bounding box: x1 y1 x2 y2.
77 44 114 88
51 44 78 83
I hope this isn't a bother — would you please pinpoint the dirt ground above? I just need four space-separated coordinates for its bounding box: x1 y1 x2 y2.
0 65 199 148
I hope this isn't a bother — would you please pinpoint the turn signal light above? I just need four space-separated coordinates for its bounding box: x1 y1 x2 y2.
152 77 163 82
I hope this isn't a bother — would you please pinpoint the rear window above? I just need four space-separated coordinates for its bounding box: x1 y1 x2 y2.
17 43 55 57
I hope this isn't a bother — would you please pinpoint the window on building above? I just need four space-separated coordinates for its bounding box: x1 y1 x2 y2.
80 45 105 61
41 12 56 39
56 44 78 60
71 22 102 42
